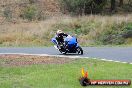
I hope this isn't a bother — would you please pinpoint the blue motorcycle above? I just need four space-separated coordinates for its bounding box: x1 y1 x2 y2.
51 35 83 55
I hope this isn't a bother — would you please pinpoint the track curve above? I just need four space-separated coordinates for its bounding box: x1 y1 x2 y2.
0 47 132 63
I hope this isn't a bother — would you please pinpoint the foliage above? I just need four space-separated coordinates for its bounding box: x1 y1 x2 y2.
97 22 132 45
122 23 132 38
3 7 12 20
60 0 107 15
21 5 37 21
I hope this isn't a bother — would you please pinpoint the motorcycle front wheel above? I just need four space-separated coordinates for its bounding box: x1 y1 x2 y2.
59 48 67 55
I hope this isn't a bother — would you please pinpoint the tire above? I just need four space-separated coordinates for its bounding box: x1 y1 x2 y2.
59 48 67 55
77 46 83 55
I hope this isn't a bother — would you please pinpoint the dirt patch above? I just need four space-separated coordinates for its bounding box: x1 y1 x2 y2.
0 54 76 67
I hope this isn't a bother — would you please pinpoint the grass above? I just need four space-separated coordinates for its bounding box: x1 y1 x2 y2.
0 14 132 47
0 58 132 88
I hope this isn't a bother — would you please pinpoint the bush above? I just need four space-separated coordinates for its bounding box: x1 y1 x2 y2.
97 30 125 45
3 7 12 20
122 23 132 38
97 23 125 45
97 22 132 45
60 0 107 15
22 5 37 21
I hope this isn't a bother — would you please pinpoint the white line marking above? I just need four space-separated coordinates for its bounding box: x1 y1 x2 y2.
101 59 107 61
0 53 131 64
121 62 127 64
114 61 120 63
106 60 114 62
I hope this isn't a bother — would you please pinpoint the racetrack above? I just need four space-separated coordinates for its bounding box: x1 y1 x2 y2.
0 47 132 63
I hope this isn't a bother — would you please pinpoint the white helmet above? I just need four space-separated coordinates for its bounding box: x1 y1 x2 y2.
57 30 63 34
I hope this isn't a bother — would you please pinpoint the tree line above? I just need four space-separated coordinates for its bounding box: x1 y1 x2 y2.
0 0 131 23
60 0 132 15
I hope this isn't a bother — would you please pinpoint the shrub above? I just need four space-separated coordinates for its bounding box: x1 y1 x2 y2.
122 23 132 38
98 30 125 45
3 7 12 20
97 22 132 45
22 5 37 21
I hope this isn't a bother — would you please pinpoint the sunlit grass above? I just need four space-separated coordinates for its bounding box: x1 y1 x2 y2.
0 58 132 88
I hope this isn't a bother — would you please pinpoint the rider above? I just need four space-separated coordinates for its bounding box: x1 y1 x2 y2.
55 30 68 45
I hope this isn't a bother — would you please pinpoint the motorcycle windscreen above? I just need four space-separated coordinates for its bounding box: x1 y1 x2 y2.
51 38 58 45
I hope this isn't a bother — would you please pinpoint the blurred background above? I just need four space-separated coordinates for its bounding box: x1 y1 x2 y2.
0 0 132 47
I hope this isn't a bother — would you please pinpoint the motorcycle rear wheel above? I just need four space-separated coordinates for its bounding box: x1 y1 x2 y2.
77 46 83 55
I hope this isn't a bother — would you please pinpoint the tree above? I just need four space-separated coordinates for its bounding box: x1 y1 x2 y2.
111 0 116 11
60 0 107 15
119 0 123 6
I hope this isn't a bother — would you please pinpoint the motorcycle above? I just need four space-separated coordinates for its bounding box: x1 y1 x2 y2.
51 35 83 55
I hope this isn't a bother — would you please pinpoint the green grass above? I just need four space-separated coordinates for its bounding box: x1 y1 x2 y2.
0 58 132 88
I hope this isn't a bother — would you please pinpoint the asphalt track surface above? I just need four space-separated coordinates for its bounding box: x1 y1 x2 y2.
0 47 132 63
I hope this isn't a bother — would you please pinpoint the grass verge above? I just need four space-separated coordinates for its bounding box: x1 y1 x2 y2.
0 15 132 47
0 58 132 88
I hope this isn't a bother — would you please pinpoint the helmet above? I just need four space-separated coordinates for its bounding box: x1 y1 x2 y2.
57 30 63 34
